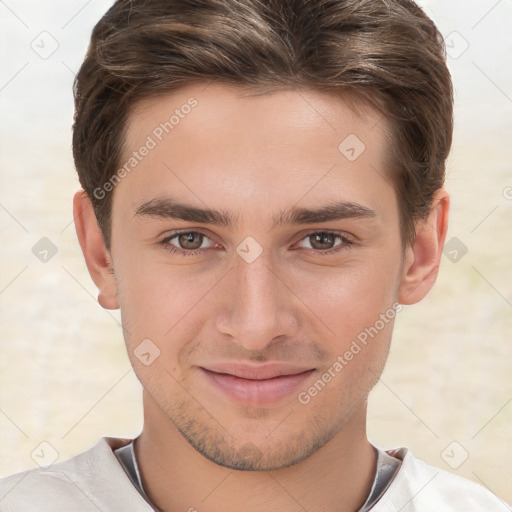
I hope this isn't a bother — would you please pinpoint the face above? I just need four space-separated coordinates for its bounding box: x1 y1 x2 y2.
108 83 406 470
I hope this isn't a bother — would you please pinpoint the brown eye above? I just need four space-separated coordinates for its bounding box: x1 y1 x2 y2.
160 230 219 257
297 231 355 255
309 232 337 250
176 232 204 250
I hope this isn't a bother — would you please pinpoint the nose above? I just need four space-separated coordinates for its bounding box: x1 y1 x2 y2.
215 250 299 352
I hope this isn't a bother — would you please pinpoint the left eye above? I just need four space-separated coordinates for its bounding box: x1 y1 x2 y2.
298 232 349 251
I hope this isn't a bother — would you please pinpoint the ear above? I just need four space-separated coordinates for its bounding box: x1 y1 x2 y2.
398 188 450 305
73 190 119 310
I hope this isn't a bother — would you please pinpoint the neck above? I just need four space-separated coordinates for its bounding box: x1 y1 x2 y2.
135 392 376 512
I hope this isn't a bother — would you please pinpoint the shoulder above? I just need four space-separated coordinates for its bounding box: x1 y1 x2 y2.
374 446 507 511
0 437 152 512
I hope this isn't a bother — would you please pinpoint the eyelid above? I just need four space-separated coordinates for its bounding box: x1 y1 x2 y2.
297 230 354 243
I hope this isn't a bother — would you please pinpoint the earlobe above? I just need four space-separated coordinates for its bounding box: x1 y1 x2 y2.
398 189 450 305
73 190 119 310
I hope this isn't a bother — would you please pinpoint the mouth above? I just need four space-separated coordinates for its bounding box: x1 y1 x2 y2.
199 363 316 405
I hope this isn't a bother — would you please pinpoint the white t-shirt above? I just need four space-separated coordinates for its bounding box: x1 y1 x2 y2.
0 437 507 511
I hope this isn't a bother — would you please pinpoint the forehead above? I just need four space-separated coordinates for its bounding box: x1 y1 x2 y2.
126 83 386 149
117 83 395 227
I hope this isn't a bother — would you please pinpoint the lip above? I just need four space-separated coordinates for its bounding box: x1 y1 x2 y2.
199 363 316 405
203 362 314 380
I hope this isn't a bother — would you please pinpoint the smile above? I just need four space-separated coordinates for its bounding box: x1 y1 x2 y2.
199 365 316 405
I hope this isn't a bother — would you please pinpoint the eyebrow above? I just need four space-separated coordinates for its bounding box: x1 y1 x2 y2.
134 196 377 229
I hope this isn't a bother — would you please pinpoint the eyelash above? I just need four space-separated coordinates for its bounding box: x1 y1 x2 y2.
159 229 356 257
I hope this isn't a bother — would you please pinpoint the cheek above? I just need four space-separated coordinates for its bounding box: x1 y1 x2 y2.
290 254 400 339
115 255 219 351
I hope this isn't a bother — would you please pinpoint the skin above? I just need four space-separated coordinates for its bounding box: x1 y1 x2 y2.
74 83 449 512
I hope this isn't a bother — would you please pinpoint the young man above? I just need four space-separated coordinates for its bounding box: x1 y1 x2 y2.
0 0 506 510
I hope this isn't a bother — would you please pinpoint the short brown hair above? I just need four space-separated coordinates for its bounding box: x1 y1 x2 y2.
72 0 453 250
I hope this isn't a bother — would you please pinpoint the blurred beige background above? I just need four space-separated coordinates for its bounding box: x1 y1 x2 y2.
1 0 511 506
